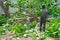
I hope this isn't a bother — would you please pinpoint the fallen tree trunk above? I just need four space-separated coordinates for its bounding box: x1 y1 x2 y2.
15 17 53 22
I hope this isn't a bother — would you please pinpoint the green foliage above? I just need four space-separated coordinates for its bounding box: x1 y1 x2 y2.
0 15 8 26
17 0 60 17
41 33 47 40
0 26 8 35
11 23 25 36
8 0 60 17
32 32 38 40
46 18 60 38
7 18 15 25
0 0 60 39
11 21 36 37
17 0 41 16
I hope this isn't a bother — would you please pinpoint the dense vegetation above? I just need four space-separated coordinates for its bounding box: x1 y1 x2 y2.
0 0 60 40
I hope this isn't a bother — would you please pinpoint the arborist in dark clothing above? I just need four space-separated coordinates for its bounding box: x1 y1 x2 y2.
40 4 48 32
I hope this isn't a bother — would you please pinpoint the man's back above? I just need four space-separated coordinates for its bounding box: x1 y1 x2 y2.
40 9 48 18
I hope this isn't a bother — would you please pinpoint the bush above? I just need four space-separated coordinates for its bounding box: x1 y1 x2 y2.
0 15 8 26
0 26 8 35
46 18 60 38
11 23 25 36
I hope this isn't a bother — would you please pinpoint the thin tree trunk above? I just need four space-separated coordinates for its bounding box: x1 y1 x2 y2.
0 0 10 17
4 2 10 17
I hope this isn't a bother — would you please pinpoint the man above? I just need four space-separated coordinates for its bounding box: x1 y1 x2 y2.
40 4 48 32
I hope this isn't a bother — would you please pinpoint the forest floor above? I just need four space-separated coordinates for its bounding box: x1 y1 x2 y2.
0 21 60 40
0 31 59 40
0 31 32 40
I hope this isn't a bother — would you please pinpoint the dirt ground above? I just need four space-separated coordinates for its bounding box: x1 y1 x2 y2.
0 32 60 40
0 26 60 40
0 32 32 40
